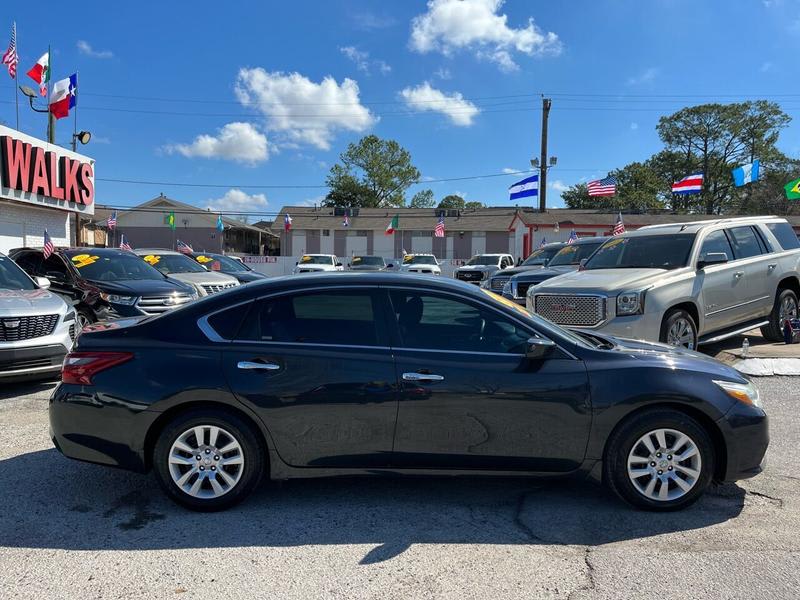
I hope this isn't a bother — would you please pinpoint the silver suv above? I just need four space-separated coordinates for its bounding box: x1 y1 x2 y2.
453 253 514 285
0 252 76 381
527 217 800 349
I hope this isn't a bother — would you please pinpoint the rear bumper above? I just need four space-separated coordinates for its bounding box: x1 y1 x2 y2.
716 402 769 482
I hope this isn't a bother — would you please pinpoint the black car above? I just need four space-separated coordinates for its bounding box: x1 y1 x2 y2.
10 247 197 328
51 273 767 512
189 252 267 284
484 243 566 293
501 237 610 304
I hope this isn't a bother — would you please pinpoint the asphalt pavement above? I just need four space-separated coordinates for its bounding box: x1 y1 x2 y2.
0 377 798 600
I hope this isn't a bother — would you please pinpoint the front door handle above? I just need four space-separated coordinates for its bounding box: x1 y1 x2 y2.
768 263 777 271
402 372 444 382
237 361 280 371
733 271 744 279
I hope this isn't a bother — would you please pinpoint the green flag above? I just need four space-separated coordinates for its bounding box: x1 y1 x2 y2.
785 178 800 200
166 211 176 229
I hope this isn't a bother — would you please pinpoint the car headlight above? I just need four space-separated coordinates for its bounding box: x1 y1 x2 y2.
616 289 647 316
63 310 76 322
502 280 512 296
100 292 137 305
713 379 762 409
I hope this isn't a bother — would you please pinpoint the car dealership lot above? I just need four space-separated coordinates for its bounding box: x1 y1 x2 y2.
1 377 798 600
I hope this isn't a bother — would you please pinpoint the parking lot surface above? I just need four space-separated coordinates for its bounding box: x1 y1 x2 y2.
1 377 798 600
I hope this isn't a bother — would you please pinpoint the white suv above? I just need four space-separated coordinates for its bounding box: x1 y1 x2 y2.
527 216 800 349
293 254 344 274
399 254 441 275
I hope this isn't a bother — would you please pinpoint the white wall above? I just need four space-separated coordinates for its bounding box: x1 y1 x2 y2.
0 201 72 253
373 234 394 257
320 232 334 254
245 256 466 278
472 232 486 255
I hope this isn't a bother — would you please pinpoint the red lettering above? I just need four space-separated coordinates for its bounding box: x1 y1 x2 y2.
29 147 50 197
1 136 33 192
47 151 65 200
61 157 80 202
79 163 94 206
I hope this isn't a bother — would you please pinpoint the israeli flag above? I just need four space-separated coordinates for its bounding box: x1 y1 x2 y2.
509 174 539 201
732 160 760 187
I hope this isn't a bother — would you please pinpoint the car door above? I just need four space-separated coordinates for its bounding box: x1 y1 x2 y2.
219 287 398 469
697 229 741 332
724 226 771 322
385 287 591 472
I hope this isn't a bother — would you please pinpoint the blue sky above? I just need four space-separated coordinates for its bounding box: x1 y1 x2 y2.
3 0 800 216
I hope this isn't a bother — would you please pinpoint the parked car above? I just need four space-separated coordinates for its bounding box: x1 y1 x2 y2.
134 249 240 297
293 254 343 274
348 255 389 271
527 217 800 349
0 252 76 381
10 247 197 326
52 273 766 512
190 252 267 284
483 243 566 293
454 253 514 285
502 237 609 304
399 254 441 275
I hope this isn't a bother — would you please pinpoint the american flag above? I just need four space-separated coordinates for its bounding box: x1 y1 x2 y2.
434 214 445 238
119 234 132 251
587 175 617 197
42 229 54 259
538 237 547 248
177 239 193 254
567 230 578 245
1 22 17 79
284 213 292 232
612 212 626 236
107 210 117 230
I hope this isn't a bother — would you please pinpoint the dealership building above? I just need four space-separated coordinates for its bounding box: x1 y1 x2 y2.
0 124 95 253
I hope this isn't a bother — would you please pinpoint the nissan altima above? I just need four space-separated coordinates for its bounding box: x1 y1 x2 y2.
50 274 768 511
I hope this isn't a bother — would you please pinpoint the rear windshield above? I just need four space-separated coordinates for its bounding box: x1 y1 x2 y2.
0 255 36 290
549 243 603 267
141 254 207 274
586 234 696 270
64 251 164 281
522 246 561 266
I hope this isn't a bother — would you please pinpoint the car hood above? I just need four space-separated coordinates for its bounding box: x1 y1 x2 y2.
296 264 336 271
0 288 69 314
349 265 384 271
86 278 193 296
493 265 544 278
513 265 577 282
457 265 499 272
167 272 239 285
534 268 668 292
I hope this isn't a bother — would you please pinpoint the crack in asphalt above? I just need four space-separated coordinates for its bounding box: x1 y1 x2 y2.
512 491 546 543
567 547 597 600
745 489 784 508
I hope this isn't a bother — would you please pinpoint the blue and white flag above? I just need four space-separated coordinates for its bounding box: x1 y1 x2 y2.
732 160 760 187
509 174 539 201
216 214 225 232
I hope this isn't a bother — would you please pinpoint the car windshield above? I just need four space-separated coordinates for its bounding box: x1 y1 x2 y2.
300 255 334 265
404 255 437 265
548 242 603 267
586 234 697 270
64 251 165 281
141 253 208 274
195 254 249 273
467 255 500 266
352 256 385 266
0 255 36 290
522 246 561 266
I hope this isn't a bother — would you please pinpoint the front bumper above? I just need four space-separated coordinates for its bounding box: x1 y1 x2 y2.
716 401 769 482
0 318 74 381
578 312 664 343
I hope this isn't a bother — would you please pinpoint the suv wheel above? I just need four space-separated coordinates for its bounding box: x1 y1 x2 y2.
761 288 798 342
660 309 698 350
153 409 265 511
604 409 714 510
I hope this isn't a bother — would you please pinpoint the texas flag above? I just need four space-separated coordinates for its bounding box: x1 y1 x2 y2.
49 73 77 119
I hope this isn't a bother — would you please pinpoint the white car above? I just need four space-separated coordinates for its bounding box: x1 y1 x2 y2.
133 249 239 297
399 254 441 275
454 253 514 285
293 254 344 274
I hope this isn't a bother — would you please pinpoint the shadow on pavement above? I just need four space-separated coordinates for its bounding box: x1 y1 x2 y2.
0 449 746 562
0 380 57 401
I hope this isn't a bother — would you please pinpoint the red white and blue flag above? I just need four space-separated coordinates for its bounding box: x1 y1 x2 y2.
539 237 547 248
567 230 578 244
119 234 132 251
1 22 18 79
284 213 292 232
177 239 193 254
587 175 617 197
612 212 626 236
434 214 445 238
107 211 117 230
49 73 77 120
342 212 350 227
42 229 54 258
672 173 703 195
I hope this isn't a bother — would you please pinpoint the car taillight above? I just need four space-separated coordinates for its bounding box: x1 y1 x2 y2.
62 351 134 385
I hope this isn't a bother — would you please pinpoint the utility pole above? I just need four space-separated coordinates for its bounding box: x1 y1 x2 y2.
539 97 552 213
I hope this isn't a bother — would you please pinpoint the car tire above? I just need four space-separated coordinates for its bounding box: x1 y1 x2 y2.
660 308 698 350
76 307 95 330
760 288 799 342
604 408 714 511
153 408 266 511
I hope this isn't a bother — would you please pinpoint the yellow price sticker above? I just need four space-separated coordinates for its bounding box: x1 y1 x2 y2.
300 255 314 263
70 254 100 268
143 254 161 265
352 257 362 264
196 255 214 264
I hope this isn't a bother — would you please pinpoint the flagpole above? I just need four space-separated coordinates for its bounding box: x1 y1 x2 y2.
46 43 55 144
14 22 19 130
72 72 78 150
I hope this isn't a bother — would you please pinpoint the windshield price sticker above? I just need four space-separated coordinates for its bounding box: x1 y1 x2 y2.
143 255 161 265
70 254 100 268
196 255 214 264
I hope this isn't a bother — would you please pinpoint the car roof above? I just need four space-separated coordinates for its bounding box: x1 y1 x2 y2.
471 253 510 257
636 216 785 235
133 248 183 255
569 236 610 245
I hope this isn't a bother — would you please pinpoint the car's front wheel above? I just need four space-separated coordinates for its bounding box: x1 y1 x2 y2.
153 409 265 511
660 308 698 350
604 409 714 510
761 288 798 342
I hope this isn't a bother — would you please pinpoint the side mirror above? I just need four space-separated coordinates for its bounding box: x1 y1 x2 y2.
347 263 351 268
35 276 51 289
578 258 588 271
336 262 343 267
295 261 299 266
526 336 556 360
387 263 394 269
698 252 728 269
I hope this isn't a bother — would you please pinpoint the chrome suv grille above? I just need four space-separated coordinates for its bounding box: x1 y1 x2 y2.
456 271 483 282
0 314 58 341
136 294 194 315
201 283 238 295
533 294 606 327
490 276 510 292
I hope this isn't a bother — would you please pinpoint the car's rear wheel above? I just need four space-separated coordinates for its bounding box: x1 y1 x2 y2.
153 409 265 511
761 288 798 342
660 308 698 350
604 409 714 511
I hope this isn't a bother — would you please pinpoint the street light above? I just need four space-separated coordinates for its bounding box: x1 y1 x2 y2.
71 130 91 151
19 84 56 143
19 85 47 112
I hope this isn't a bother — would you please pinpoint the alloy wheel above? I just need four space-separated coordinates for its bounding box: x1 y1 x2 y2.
779 295 798 323
168 425 244 499
666 317 695 349
626 428 702 502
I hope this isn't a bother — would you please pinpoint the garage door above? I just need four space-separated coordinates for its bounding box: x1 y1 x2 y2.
0 221 24 254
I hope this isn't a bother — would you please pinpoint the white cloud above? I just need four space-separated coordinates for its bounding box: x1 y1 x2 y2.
235 69 377 150
630 122 639 131
167 122 269 164
77 40 113 59
206 189 268 214
410 0 561 72
502 167 520 174
352 12 396 31
399 82 480 126
339 46 392 75
627 67 658 86
548 180 568 193
434 67 452 80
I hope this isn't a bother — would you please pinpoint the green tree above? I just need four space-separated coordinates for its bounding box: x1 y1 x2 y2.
614 162 666 212
561 183 592 209
324 135 421 208
409 189 436 208
438 194 465 209
464 200 485 210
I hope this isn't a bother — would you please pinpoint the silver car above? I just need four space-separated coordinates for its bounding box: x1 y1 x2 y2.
453 253 514 285
0 252 76 381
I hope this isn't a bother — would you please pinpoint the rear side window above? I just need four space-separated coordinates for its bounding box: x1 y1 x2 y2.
766 222 800 251
699 230 734 261
207 303 251 340
725 227 764 260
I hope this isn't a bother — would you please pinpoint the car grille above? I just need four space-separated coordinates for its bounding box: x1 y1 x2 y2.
456 271 483 282
0 314 59 341
136 294 194 315
490 276 509 292
201 283 238 295
515 282 532 299
533 294 606 327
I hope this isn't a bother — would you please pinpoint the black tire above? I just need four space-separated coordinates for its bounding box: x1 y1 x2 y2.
604 408 714 511
76 307 95 330
153 408 266 511
761 288 798 342
659 308 698 350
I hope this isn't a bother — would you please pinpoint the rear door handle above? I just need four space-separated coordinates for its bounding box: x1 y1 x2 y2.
402 372 444 382
733 271 744 279
237 361 280 371
768 263 777 271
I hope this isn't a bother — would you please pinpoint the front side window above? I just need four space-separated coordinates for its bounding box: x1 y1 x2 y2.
549 243 602 267
725 227 763 260
585 234 695 270
699 230 734 262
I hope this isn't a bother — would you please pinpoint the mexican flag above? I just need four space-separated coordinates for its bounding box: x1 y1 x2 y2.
785 178 800 201
26 51 49 96
385 214 399 235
